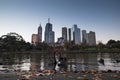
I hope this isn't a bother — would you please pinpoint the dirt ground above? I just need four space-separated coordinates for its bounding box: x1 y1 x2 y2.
0 70 120 80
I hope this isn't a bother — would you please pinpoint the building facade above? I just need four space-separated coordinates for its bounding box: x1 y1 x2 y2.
68 28 71 43
31 34 38 46
87 31 96 46
49 31 55 44
82 30 87 44
44 19 55 44
72 24 81 45
62 27 67 42
38 24 42 43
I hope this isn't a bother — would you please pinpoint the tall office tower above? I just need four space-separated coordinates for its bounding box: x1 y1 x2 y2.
72 24 81 45
86 33 89 45
31 34 38 46
38 24 42 43
68 28 71 43
82 30 87 44
71 24 77 43
87 31 96 46
49 31 55 44
44 19 55 44
62 27 67 42
74 27 81 45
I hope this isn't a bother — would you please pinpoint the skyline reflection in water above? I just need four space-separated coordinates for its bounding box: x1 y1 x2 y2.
0 52 120 72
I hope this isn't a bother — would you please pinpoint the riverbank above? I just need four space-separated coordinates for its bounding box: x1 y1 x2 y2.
1 48 120 54
1 49 120 55
0 70 120 80
0 72 18 80
35 70 120 80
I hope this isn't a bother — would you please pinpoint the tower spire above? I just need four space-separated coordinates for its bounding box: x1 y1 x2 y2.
39 22 41 27
40 22 41 26
48 18 50 23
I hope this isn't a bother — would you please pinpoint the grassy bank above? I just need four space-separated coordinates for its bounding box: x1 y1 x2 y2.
66 48 120 53
1 48 120 54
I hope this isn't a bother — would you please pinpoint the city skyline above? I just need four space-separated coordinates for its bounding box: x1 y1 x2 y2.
32 20 96 46
0 0 120 44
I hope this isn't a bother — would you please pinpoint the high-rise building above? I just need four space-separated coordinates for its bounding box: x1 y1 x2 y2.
49 31 55 44
82 30 87 44
74 27 81 45
31 34 38 46
72 24 81 45
87 31 96 46
68 28 71 43
38 24 42 43
44 19 55 44
62 27 67 42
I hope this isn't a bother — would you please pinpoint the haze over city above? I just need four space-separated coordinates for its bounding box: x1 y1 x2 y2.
0 0 120 44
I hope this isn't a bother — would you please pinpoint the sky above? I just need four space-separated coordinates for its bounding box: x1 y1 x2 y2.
0 0 120 44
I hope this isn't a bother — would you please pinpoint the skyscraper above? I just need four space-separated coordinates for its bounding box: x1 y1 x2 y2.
82 30 87 44
68 28 71 43
49 31 55 44
62 27 67 42
87 31 96 46
38 24 42 43
44 19 55 44
31 34 38 46
72 24 81 45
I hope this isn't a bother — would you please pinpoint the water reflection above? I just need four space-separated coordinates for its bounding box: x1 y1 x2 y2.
40 56 44 70
0 52 119 72
98 53 120 71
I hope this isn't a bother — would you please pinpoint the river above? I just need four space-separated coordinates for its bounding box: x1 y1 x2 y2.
0 52 120 72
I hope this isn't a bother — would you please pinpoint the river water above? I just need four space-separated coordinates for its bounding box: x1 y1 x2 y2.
0 52 120 72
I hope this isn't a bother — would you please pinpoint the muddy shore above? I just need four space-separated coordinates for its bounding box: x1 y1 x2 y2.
0 70 120 80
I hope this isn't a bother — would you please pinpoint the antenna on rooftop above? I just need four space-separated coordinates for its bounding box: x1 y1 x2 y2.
48 18 50 23
39 22 41 27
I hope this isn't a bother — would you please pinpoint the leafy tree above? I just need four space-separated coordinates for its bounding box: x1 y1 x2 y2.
97 41 105 49
0 32 31 52
64 42 71 50
106 39 120 48
35 42 50 51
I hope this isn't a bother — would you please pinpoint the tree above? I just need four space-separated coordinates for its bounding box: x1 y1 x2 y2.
116 40 120 48
106 39 116 48
106 39 120 48
64 42 71 50
97 41 105 49
0 32 27 52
